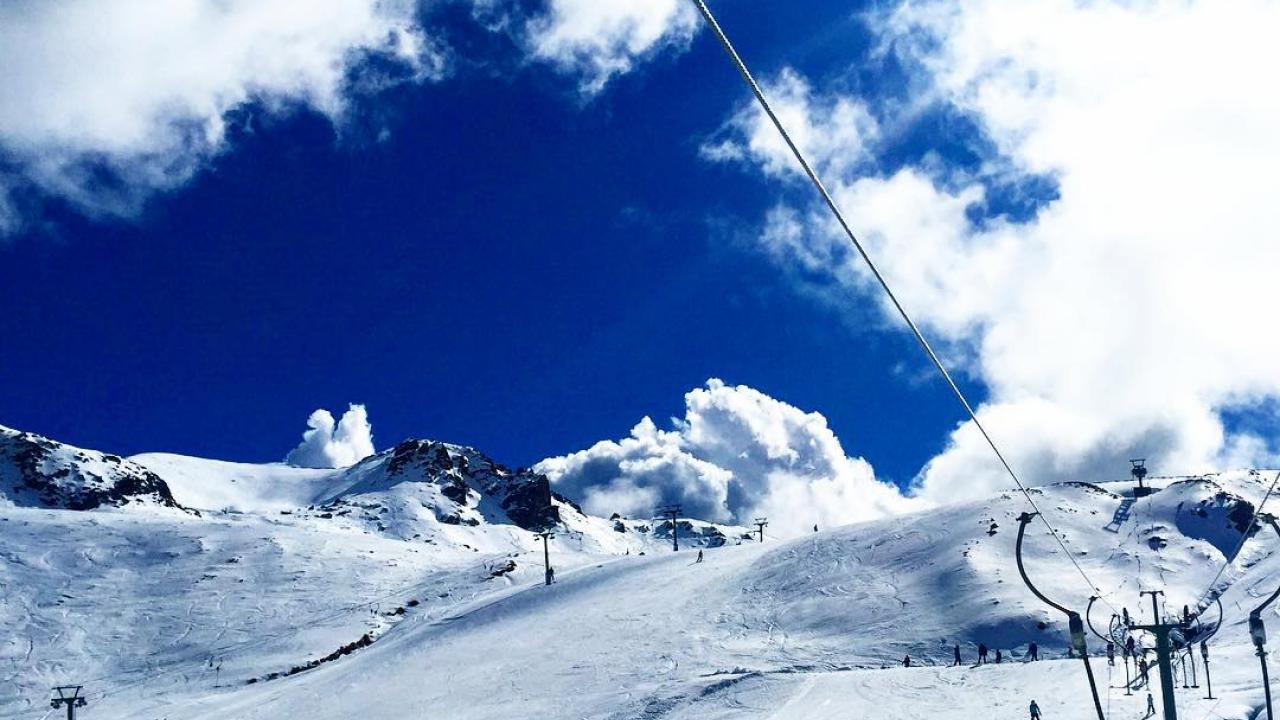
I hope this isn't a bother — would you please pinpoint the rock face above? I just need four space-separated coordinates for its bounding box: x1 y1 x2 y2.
333 439 565 532
0 426 183 510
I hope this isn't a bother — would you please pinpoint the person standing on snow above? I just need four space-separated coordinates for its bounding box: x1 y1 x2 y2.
953 644 962 666
1146 692 1156 716
696 549 704 563
978 643 988 665
995 649 1003 664
1028 641 1039 661
1029 699 1041 720
902 655 911 667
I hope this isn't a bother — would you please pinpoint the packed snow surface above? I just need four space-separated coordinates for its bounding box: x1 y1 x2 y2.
1 428 1277 719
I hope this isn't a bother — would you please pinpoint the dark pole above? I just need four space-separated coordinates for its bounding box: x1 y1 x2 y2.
538 531 553 585
1124 647 1133 695
1202 642 1214 700
1182 640 1192 686
1131 622 1180 720
1264 647 1275 720
1248 515 1280 720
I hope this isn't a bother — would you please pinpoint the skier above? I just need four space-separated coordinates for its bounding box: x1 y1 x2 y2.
1029 699 1041 720
1126 636 1136 659
1139 657 1149 685
813 524 819 533
1146 692 1156 716
1028 641 1039 662
978 643 988 665
953 644 962 666
995 649 1002 664
902 654 911 667
546 566 555 584
1106 641 1115 666
696 549 704 563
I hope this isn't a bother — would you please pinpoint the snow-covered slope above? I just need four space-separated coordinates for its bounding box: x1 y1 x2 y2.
1 424 1277 720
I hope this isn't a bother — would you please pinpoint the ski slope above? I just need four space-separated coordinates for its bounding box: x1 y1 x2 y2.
1 426 1278 719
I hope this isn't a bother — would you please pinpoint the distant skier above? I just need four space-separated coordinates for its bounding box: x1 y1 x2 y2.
813 524 819 533
953 644 962 666
546 566 555 584
1126 636 1136 659
1028 641 1039 661
1029 699 1041 720
696 549 704 563
995 649 1003 664
902 654 911 667
1106 641 1115 666
978 643 988 665
1139 657 1150 685
1146 692 1156 716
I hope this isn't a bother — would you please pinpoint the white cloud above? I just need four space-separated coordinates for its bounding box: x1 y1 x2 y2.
700 69 880 180
286 404 376 469
706 0 1280 502
0 0 444 234
536 379 918 536
524 0 701 94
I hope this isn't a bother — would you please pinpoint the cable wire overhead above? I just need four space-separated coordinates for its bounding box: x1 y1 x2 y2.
687 0 1111 605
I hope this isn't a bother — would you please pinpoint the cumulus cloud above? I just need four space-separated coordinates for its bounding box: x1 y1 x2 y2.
0 0 445 235
286 404 376 469
705 0 1280 501
523 0 701 94
536 379 918 536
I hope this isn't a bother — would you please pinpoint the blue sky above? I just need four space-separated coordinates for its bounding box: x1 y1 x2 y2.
0 1 966 484
3 0 1279 522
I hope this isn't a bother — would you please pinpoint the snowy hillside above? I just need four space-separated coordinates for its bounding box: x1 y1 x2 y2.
1 425 1278 719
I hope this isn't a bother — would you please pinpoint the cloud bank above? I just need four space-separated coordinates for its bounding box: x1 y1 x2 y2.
0 0 444 235
536 379 918 536
702 0 1280 502
0 0 702 235
286 404 376 469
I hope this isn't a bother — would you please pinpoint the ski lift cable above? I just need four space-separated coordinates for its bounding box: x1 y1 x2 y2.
1194 469 1280 609
688 0 1116 612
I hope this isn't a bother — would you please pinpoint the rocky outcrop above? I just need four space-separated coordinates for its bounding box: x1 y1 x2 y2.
0 426 184 510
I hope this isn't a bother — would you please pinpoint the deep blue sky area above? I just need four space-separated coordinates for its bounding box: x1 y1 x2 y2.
0 1 975 485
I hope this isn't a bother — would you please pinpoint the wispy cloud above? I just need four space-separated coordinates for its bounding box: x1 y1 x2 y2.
0 0 444 236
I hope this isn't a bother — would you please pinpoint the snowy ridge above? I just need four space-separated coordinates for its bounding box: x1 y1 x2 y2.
0 425 1278 719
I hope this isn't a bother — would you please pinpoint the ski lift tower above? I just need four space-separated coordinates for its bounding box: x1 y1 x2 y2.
1131 458 1153 498
51 686 87 720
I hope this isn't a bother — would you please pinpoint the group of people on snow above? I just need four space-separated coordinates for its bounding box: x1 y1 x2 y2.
931 641 1033 667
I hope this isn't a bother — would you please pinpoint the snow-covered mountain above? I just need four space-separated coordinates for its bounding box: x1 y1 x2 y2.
1 424 1277 719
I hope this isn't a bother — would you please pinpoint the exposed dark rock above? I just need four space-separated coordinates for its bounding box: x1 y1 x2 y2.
0 426 186 511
